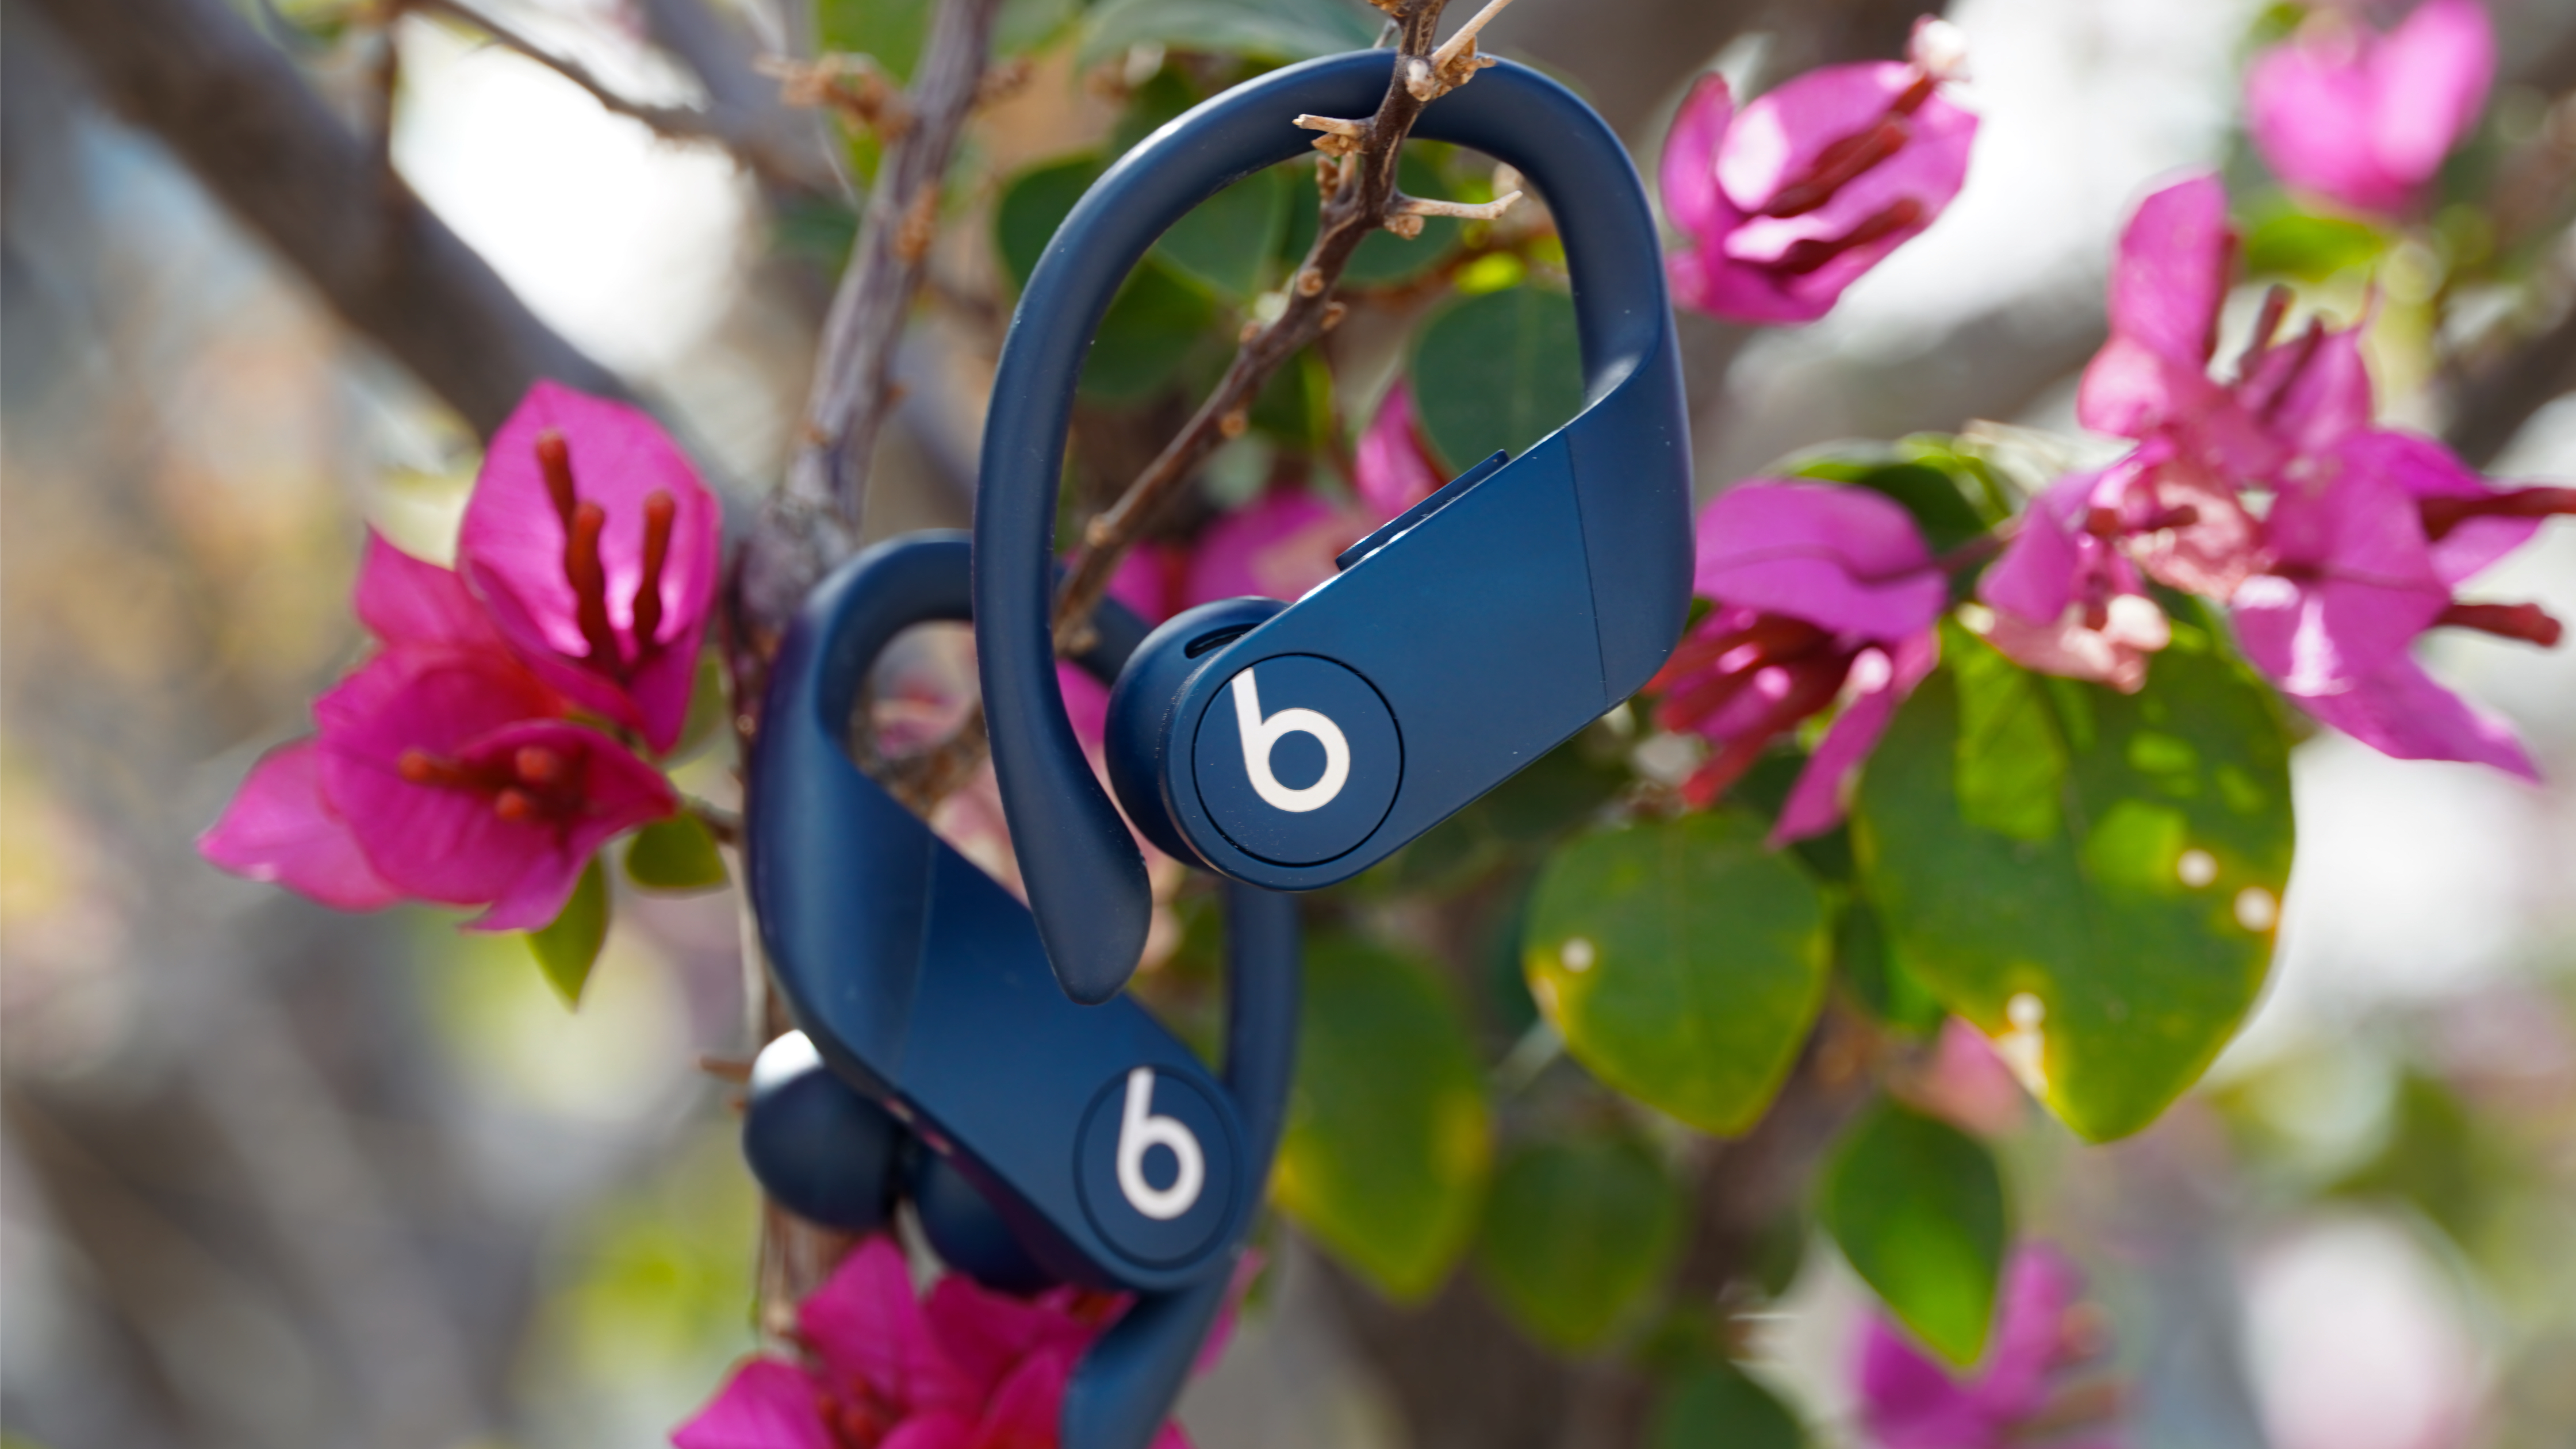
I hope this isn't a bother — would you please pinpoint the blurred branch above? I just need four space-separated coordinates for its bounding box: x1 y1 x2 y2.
16 0 625 438
730 0 1005 678
413 0 837 191
2447 295 2576 470
634 0 842 193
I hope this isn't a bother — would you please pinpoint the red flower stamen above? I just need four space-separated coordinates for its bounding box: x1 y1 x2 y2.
535 430 578 530
515 745 565 784
398 749 482 789
565 501 622 672
1773 197 1925 275
632 490 676 650
2418 485 2576 541
1680 660 1850 807
1762 120 1912 217
2437 600 2564 646
493 788 536 822
2235 283 2295 378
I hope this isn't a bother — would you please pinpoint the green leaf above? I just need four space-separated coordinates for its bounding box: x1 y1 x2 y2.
995 0 1078 55
665 648 731 765
1410 285 1585 474
1081 260 1217 402
526 857 610 1008
995 155 1103 292
816 0 932 79
1281 151 1462 287
1789 452 1996 558
1819 1100 2006 1368
1851 612 2294 1141
2244 208 2391 282
1650 1361 1807 1449
1836 899 1943 1036
1155 166 1290 298
1078 0 1383 68
1274 936 1492 1302
1524 811 1832 1136
1247 348 1333 448
1475 1137 1686 1351
625 814 729 894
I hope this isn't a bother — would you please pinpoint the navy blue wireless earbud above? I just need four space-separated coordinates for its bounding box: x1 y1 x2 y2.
975 51 1692 1004
747 531 1299 1449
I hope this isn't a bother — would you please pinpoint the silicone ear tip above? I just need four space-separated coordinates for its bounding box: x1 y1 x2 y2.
1051 935 1142 1005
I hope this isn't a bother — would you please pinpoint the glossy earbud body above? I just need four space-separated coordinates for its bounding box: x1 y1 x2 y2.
741 1030 903 1233
976 52 1693 1004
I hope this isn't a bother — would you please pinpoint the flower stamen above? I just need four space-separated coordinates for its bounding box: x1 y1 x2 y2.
634 490 677 650
2437 600 2564 646
1773 197 1925 275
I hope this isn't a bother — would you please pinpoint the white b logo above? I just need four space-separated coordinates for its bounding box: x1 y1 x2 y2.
1115 1068 1205 1221
1230 668 1350 813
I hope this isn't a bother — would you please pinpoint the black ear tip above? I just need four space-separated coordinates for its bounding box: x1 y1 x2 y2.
1055 948 1138 1006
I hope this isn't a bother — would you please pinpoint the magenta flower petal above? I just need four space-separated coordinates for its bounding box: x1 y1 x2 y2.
354 531 508 653
800 1237 979 1421
876 1415 977 1449
2372 0 2495 186
671 1359 837 1449
1182 488 1374 607
1980 475 2091 625
1353 383 1444 518
969 1347 1078 1447
2242 320 2374 457
198 738 405 910
2231 458 2448 693
1696 482 1948 639
2355 427 2543 583
1659 73 1739 246
1774 628 1937 842
2077 174 2234 440
459 381 723 753
1858 1245 2120 1449
315 653 672 925
2249 0 2493 217
2295 652 2537 780
922 1273 1097 1402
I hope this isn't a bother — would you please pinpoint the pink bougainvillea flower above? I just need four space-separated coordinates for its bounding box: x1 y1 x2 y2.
2229 430 2569 779
1650 481 1947 841
675 1235 1206 1449
1182 486 1379 610
316 649 678 929
459 381 723 754
1858 1245 2124 1449
1661 18 1977 324
1977 466 2172 693
1350 382 1444 519
2247 0 2494 218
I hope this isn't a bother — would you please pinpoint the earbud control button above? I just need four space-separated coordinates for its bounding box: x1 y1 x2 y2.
1190 655 1401 866
1075 1067 1235 1270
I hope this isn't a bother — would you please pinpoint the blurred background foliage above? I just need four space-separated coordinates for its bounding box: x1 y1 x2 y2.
5 1 2576 1448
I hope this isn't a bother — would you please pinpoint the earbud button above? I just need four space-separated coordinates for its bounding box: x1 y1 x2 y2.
1074 1066 1236 1270
1191 655 1401 866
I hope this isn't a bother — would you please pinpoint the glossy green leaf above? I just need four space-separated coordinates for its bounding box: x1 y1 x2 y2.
1410 285 1584 474
1280 151 1462 286
1837 899 1942 1036
1155 166 1290 298
1524 811 1831 1136
1274 936 1492 1301
1078 0 1383 68
1081 261 1216 402
1474 1138 1686 1351
1819 1100 2006 1367
1851 613 2294 1141
1650 1360 1807 1449
996 155 1102 292
626 814 729 894
995 0 1078 54
1247 348 1333 448
2244 208 2390 282
526 857 610 1008
1789 448 2000 557
816 0 931 79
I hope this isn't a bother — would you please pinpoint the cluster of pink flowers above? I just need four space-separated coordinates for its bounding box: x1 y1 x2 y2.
198 382 721 929
1858 1247 2123 1449
676 1236 1221 1449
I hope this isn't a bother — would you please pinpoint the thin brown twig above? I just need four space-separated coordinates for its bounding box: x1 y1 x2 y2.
410 0 831 190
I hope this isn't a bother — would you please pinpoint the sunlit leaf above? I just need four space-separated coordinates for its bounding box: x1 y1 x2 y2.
1524 811 1831 1136
1474 1137 1686 1351
625 814 729 894
1077 0 1383 68
1274 936 1492 1301
526 856 610 1008
1851 612 2294 1141
2244 208 2391 282
1819 1099 2006 1368
1410 285 1584 474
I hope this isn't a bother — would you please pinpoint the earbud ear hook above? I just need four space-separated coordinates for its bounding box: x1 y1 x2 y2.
749 532 1300 1449
977 49 1690 1007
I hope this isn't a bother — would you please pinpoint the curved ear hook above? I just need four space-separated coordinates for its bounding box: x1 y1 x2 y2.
976 51 1689 1004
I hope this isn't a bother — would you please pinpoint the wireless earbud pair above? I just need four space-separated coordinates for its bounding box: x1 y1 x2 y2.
747 47 1686 1449
975 49 1693 1005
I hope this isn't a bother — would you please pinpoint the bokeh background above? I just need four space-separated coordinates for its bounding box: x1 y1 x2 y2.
5 1 2575 1447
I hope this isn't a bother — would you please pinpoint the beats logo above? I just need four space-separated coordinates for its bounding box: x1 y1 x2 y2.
1076 1065 1234 1266
1191 656 1401 867
1114 1068 1205 1219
